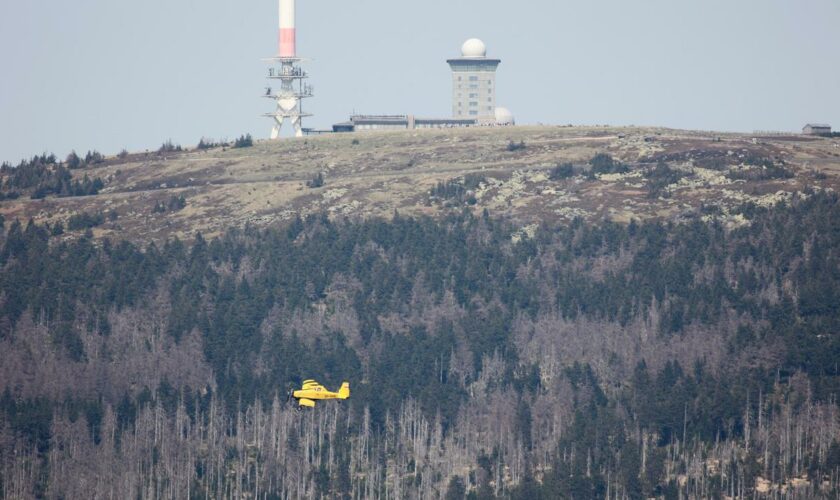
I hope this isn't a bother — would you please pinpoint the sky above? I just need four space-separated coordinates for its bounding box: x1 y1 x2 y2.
0 0 838 163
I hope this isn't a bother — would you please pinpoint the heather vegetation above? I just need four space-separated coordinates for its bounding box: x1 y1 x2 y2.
0 193 840 497
727 163 795 181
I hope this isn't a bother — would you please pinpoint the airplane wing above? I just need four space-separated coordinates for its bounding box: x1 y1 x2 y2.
298 398 315 408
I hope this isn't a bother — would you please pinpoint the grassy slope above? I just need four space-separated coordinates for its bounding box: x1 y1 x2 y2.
2 125 839 242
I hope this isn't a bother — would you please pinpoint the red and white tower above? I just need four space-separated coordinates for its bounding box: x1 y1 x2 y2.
263 0 312 138
278 0 296 58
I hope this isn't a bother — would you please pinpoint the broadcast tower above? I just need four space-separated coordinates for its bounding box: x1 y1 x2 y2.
263 0 313 138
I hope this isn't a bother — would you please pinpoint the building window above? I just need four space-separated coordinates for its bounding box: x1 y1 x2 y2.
469 84 478 89
469 93 478 98
469 76 479 81
469 102 478 107
469 111 478 116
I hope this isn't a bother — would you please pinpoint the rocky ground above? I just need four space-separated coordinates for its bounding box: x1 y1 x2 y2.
3 125 840 242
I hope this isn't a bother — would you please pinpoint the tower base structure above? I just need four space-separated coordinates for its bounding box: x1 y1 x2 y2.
263 57 312 139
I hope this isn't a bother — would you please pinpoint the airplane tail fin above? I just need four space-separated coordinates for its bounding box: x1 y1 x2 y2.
338 382 350 399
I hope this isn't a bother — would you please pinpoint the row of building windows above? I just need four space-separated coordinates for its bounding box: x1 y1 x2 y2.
459 107 495 113
456 77 493 83
457 75 496 81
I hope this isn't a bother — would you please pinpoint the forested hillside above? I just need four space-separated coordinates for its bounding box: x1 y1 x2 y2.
1 188 840 498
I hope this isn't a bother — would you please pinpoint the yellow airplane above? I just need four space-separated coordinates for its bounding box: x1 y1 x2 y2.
288 380 350 409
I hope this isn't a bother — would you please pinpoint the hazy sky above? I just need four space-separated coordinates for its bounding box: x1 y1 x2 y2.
1 0 838 163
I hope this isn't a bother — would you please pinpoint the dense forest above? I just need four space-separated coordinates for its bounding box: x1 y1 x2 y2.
1 191 840 498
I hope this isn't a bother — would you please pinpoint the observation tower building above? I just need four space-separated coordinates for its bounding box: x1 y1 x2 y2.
447 39 501 122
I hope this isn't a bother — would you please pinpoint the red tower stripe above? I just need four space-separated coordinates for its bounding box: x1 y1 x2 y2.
279 28 296 57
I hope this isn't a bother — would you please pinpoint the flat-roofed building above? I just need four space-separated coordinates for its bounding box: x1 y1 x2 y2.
415 117 478 129
350 115 410 131
332 115 478 132
803 124 832 136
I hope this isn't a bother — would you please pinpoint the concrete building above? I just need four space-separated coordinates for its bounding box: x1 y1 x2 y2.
349 115 411 131
331 115 477 133
803 124 832 136
327 38 513 134
447 39 501 122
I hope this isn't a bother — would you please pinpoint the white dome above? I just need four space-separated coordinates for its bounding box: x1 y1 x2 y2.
461 38 487 58
495 107 515 125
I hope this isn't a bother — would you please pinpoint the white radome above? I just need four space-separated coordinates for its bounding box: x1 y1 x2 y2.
495 107 514 125
461 38 487 58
